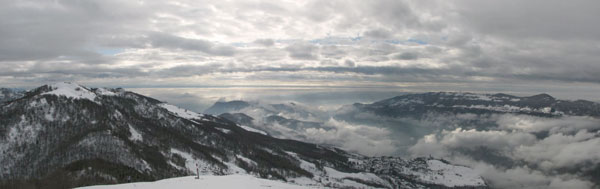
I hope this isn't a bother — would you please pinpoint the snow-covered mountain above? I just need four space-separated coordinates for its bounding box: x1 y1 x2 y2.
0 82 487 188
331 92 600 136
340 92 600 119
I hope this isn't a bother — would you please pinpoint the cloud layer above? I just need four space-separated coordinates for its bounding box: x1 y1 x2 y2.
1 0 600 96
409 115 600 188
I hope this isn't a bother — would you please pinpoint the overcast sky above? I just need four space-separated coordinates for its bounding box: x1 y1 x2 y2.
1 0 600 99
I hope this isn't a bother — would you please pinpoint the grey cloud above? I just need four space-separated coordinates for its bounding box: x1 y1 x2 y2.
211 100 398 156
1 0 600 96
320 45 348 59
344 59 355 67
393 52 419 60
303 118 397 155
152 63 223 77
0 0 149 62
253 39 275 46
340 0 435 31
408 114 600 188
514 131 600 170
0 61 147 79
236 48 287 63
302 1 338 23
363 28 393 39
319 60 338 66
435 1 600 85
309 66 440 76
497 115 600 134
285 42 319 60
114 64 469 84
472 163 594 189
209 65 443 80
455 0 600 40
148 33 236 56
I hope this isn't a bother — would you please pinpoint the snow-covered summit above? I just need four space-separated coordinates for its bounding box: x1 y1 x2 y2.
42 82 97 101
38 82 126 103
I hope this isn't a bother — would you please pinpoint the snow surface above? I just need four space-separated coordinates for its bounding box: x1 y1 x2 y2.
410 160 486 187
215 127 232 134
283 151 390 188
159 103 206 121
239 125 268 135
323 167 389 188
29 98 47 107
43 105 55 121
77 175 312 189
42 82 97 101
236 155 257 166
96 88 117 96
169 148 200 173
452 104 561 115
128 125 143 141
390 98 424 106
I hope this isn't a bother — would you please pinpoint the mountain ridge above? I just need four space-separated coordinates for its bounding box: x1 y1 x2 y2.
344 92 600 118
0 82 487 188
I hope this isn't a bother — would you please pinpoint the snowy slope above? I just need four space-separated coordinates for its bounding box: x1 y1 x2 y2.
42 82 97 101
159 103 207 121
239 125 268 135
410 160 485 187
78 175 311 189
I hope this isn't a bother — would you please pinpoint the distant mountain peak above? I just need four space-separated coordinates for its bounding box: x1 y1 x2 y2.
528 93 555 100
491 93 516 98
41 82 97 101
204 100 251 115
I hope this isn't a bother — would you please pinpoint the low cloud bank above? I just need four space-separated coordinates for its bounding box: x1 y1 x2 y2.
409 115 600 188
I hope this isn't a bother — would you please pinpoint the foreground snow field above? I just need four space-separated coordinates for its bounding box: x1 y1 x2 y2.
78 175 312 189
